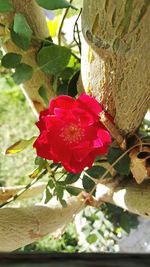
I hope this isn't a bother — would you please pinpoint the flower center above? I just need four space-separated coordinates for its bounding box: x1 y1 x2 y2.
60 123 85 144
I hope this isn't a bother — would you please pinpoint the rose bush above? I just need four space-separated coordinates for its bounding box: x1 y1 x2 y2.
33 94 111 173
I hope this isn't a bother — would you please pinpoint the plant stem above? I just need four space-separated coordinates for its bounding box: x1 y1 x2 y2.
0 169 47 208
57 0 73 46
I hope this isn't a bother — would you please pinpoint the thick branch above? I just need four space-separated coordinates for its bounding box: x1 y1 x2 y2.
1 177 150 251
0 195 85 252
96 179 150 217
0 0 55 114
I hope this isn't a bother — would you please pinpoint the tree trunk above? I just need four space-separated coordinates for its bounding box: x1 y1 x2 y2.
81 0 150 135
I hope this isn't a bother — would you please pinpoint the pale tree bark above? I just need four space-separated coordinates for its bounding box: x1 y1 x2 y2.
0 0 55 114
81 0 150 134
0 195 85 252
0 0 150 252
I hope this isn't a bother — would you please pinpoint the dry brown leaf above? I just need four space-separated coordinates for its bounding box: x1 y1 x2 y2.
129 146 150 184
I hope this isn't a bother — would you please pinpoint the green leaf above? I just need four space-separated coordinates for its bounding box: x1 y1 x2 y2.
12 63 33 84
11 13 32 50
65 173 80 184
60 67 75 80
29 167 42 179
11 29 30 51
0 0 13 12
86 234 98 244
35 0 77 10
82 176 95 193
56 185 64 199
66 186 82 196
38 85 49 107
1 53 22 68
13 13 32 39
86 166 110 179
48 179 55 189
35 156 45 167
37 45 71 75
45 188 53 204
5 136 36 154
107 146 131 175
59 198 67 207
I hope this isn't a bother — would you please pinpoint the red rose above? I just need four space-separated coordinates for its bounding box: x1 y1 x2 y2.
33 94 111 173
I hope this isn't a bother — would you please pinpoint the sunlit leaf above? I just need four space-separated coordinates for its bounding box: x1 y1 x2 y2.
87 234 98 244
5 136 36 154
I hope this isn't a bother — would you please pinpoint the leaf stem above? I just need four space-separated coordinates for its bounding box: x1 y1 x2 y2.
0 169 47 208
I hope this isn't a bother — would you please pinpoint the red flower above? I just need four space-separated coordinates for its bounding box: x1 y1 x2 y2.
33 94 111 173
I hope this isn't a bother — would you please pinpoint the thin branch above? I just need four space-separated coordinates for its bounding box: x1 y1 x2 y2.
100 111 126 151
0 169 47 208
73 8 82 55
57 0 73 46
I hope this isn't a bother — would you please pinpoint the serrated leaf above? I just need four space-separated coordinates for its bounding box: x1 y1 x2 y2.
86 166 110 179
45 188 53 204
0 0 13 12
38 85 49 107
1 53 22 68
5 136 36 154
66 186 82 196
82 176 95 193
37 45 71 75
12 63 33 84
65 173 80 184
36 0 77 10
87 234 97 244
107 147 131 175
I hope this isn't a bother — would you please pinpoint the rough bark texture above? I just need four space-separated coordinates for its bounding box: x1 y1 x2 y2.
0 195 84 252
81 0 150 135
0 0 55 114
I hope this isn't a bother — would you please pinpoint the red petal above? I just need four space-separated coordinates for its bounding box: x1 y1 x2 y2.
78 94 102 118
49 95 77 114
